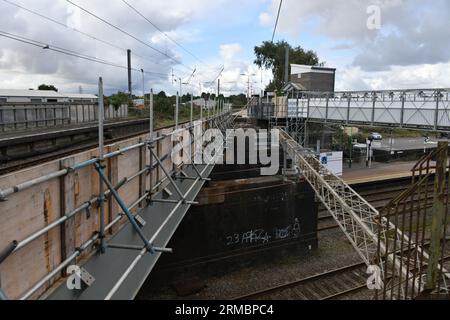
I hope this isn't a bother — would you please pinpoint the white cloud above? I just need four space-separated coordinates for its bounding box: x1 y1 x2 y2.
261 0 405 40
261 0 450 90
219 43 242 62
154 32 201 47
3 0 446 95
336 62 450 92
0 0 226 95
258 12 272 27
190 43 272 97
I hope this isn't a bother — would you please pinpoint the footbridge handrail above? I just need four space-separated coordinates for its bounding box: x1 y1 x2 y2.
278 129 437 297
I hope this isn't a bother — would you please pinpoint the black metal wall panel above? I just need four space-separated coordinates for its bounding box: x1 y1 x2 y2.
149 176 318 282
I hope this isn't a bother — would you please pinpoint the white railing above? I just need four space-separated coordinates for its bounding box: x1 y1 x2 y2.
253 89 450 131
278 129 440 298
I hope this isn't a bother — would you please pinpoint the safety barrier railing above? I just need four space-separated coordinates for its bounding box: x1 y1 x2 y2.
250 88 450 131
376 143 450 300
278 129 447 299
0 78 235 300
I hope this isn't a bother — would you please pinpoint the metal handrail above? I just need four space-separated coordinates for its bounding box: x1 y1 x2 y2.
278 129 432 297
0 81 235 300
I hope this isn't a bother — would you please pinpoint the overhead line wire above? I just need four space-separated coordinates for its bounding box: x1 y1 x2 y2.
120 0 204 64
271 0 283 42
64 0 194 72
1 0 168 65
0 30 169 77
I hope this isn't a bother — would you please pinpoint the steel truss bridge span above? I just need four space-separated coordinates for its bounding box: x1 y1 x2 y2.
278 129 450 299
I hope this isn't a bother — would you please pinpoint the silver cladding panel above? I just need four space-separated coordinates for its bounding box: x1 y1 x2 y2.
304 89 450 130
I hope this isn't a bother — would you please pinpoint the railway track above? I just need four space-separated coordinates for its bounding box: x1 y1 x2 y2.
0 118 195 175
233 246 450 300
0 133 143 175
233 262 369 300
318 178 434 232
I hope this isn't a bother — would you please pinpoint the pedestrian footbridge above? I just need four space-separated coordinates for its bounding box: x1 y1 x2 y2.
251 89 450 132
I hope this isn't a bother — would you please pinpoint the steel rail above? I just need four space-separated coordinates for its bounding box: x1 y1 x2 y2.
281 129 450 298
278 129 424 295
233 244 450 301
0 117 212 175
18 188 150 300
2 105 244 300
321 284 368 300
8 109 231 300
318 193 436 233
233 262 365 300
17 115 229 300
8 149 174 255
0 113 229 200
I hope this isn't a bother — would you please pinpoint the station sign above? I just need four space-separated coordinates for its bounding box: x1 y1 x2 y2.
320 151 343 176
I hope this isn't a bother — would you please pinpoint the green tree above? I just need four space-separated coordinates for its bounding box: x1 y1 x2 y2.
229 94 247 107
254 40 321 92
154 92 173 119
109 91 130 111
38 84 58 92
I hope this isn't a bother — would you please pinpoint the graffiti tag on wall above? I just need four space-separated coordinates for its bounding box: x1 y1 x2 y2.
225 218 301 247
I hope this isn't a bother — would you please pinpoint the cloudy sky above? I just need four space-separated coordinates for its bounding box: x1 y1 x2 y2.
0 0 449 95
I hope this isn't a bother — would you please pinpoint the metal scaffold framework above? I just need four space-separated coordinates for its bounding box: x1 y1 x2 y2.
278 129 450 299
0 77 239 300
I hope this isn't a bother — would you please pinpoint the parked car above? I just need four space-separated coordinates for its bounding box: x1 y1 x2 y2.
369 132 383 141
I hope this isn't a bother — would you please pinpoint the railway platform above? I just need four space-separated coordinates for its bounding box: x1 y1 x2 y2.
342 161 418 185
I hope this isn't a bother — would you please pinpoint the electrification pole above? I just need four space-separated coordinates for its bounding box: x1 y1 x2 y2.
284 45 289 86
141 69 145 109
127 49 132 97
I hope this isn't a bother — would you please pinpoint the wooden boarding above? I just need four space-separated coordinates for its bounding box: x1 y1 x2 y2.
0 122 193 299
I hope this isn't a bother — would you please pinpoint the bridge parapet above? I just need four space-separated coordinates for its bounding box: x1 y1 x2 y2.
0 110 234 300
